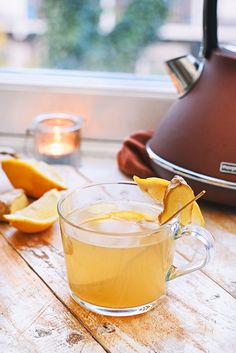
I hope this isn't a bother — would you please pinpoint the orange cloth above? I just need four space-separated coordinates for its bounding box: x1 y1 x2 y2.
117 130 156 178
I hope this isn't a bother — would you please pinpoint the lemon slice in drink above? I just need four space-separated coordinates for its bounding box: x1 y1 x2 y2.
134 175 204 226
2 159 67 198
109 211 155 222
4 189 61 233
81 210 155 226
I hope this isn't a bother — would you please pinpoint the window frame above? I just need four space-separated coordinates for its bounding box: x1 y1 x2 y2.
0 69 176 141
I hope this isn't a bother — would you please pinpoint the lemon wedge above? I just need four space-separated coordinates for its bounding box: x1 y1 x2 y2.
133 175 168 201
2 159 67 198
191 202 205 225
134 175 205 226
4 189 61 233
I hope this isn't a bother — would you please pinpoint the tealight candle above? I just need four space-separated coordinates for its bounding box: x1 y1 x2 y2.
31 113 82 165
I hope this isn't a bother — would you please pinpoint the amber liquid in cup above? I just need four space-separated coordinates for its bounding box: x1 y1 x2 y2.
59 182 214 316
61 201 174 309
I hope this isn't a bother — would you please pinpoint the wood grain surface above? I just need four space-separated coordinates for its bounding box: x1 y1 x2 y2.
0 154 236 353
0 235 106 353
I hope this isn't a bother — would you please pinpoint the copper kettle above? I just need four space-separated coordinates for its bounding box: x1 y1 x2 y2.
147 0 236 206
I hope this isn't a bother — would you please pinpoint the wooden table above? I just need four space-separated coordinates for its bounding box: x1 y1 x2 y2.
0 142 236 353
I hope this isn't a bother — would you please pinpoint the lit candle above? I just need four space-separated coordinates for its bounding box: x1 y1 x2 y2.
32 113 82 165
41 126 75 157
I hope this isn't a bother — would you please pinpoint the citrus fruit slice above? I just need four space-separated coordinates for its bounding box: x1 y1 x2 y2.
133 175 168 202
191 202 205 225
2 159 67 198
80 210 155 226
134 175 204 225
109 210 155 222
4 189 61 233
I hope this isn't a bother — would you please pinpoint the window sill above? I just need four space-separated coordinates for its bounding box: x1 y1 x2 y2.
0 69 176 140
0 68 176 97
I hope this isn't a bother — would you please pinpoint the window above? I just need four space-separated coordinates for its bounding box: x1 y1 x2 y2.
0 0 235 74
0 1 235 139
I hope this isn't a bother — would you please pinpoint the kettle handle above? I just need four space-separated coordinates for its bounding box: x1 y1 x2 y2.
202 0 218 58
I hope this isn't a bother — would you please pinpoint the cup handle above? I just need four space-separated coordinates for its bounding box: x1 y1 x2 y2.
166 224 214 281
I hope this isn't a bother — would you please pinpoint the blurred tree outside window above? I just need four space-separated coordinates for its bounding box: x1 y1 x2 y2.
0 0 235 75
41 0 168 72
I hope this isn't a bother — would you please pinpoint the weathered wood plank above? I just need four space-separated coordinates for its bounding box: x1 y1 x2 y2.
1 223 236 353
78 156 130 183
176 202 236 298
1 163 236 353
0 234 106 353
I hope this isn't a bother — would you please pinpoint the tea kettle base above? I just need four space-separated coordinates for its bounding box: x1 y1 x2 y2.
147 144 236 207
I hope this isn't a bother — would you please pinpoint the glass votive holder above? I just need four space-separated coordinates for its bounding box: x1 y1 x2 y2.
28 113 82 166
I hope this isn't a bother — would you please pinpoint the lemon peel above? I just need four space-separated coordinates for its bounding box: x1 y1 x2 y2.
2 159 67 198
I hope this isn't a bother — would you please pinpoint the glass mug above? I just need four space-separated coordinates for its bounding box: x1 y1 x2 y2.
58 182 214 316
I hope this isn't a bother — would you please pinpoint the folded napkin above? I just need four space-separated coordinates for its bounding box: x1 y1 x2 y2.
117 130 156 178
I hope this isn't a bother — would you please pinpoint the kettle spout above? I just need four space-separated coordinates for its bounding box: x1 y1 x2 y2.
165 54 203 97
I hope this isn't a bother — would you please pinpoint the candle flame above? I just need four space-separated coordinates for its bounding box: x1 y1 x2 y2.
49 142 63 156
38 122 77 157
53 126 62 143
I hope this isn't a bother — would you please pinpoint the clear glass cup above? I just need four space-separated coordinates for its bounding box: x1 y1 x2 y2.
58 182 214 317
